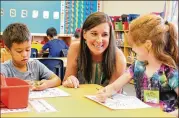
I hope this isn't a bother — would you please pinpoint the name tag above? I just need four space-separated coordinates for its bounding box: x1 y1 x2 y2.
144 90 159 104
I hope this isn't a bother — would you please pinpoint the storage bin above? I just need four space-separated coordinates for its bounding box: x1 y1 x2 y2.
1 77 30 109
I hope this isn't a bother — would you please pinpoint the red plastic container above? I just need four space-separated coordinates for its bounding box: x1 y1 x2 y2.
1 77 30 109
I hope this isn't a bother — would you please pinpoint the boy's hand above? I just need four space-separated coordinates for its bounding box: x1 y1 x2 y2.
25 80 34 90
96 85 115 103
31 79 48 91
25 80 34 85
62 75 79 88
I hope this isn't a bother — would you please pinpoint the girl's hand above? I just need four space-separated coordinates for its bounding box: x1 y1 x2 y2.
62 75 79 88
169 110 178 117
31 79 48 91
96 85 115 103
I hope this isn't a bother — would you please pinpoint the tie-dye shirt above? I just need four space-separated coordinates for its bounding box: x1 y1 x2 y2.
128 60 178 112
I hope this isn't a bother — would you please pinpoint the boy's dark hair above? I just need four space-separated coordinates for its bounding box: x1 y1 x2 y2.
2 23 31 49
46 27 57 38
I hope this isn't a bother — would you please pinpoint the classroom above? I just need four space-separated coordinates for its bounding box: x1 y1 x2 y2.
0 1 178 117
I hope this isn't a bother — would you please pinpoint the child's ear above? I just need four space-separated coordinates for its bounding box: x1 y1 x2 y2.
145 40 152 50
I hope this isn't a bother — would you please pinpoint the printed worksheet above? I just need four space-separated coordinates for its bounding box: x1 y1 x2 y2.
85 94 151 110
29 88 70 99
29 99 57 113
1 107 30 114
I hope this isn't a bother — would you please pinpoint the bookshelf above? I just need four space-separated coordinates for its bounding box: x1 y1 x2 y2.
0 32 72 48
114 30 136 65
110 14 139 66
31 33 72 46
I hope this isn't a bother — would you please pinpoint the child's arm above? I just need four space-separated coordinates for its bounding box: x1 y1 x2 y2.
112 71 133 92
39 42 49 56
31 60 61 91
46 74 61 87
32 74 61 91
96 71 132 103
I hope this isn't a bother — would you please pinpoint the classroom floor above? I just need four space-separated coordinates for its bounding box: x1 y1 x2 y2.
123 83 136 96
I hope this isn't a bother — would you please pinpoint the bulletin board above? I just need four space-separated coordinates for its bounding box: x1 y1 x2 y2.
1 1 100 34
64 1 99 34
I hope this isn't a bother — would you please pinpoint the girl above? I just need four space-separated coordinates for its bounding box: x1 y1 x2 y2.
96 14 178 117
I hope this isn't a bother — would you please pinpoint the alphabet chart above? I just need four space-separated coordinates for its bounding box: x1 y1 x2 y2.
29 88 70 99
85 94 151 110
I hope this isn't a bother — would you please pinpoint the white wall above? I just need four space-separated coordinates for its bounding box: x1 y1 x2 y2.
102 1 165 16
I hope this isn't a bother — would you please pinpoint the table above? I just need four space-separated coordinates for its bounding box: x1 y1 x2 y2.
1 84 175 117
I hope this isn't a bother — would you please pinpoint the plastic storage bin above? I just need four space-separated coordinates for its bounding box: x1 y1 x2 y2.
1 77 30 109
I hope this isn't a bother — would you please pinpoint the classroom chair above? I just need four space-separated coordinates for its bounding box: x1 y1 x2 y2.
60 49 68 57
30 48 38 58
37 58 64 81
42 52 49 57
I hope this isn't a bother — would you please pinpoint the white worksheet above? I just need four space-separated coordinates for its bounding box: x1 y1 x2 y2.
1 107 30 114
29 88 70 99
85 94 151 110
29 99 57 113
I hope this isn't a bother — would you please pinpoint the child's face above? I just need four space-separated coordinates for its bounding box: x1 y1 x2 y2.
132 43 149 62
8 41 31 66
83 23 110 55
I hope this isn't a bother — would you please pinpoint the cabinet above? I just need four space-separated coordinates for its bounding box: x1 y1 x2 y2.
31 33 72 46
0 33 72 47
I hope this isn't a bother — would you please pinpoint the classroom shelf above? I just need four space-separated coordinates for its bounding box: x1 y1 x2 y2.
0 32 73 48
114 28 136 66
119 45 132 48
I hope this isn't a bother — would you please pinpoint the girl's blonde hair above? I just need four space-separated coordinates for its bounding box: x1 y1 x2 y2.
128 14 178 68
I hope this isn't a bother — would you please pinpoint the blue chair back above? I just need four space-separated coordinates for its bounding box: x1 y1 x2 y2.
37 58 64 81
60 49 68 57
31 48 38 58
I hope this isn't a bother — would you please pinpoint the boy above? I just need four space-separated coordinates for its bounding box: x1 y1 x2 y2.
1 23 61 91
40 27 69 57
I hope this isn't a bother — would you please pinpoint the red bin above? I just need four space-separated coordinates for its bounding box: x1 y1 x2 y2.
1 77 30 109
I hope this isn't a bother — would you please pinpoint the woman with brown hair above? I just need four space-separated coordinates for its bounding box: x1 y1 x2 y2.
63 12 126 88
